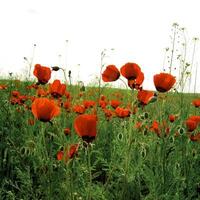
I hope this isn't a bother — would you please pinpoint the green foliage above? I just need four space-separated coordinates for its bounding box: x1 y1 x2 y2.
0 79 200 200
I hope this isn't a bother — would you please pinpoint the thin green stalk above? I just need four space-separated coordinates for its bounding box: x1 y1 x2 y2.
121 115 135 199
86 146 92 200
188 38 198 93
41 124 51 199
169 23 178 74
194 63 198 94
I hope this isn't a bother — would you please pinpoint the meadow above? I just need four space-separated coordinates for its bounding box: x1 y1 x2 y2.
0 61 200 200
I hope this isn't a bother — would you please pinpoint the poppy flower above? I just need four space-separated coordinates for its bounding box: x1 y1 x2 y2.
64 100 71 111
11 90 20 97
103 109 114 120
169 114 176 123
0 84 7 90
73 105 85 114
37 88 48 97
115 107 130 118
74 114 97 143
135 121 142 129
192 99 200 108
49 80 66 98
186 119 198 132
185 116 200 132
120 62 141 80
56 144 79 161
150 120 160 137
33 64 51 85
102 65 120 82
65 91 71 99
128 71 144 90
153 73 176 92
100 95 106 101
31 98 60 122
57 151 64 161
64 128 71 135
68 144 79 159
190 133 200 142
188 116 200 123
18 95 28 105
83 100 96 109
10 97 19 105
110 100 121 109
137 90 154 105
99 100 107 109
26 84 39 90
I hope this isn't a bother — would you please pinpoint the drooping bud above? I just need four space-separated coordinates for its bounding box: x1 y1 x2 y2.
52 66 60 71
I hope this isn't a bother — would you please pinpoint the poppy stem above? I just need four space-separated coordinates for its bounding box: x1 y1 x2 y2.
169 23 178 74
188 38 198 93
86 145 92 200
41 124 51 196
60 68 68 86
119 78 128 90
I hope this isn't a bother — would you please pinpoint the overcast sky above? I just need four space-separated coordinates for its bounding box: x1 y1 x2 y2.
0 0 200 91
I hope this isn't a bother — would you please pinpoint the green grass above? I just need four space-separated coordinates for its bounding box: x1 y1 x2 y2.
0 79 200 200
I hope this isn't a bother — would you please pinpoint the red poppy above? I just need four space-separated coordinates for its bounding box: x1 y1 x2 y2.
115 107 130 118
135 121 142 129
188 116 200 123
65 91 71 99
83 100 96 109
185 115 200 132
31 98 60 122
186 119 198 132
0 84 7 90
169 114 176 123
49 80 66 98
33 64 51 84
18 95 28 105
56 144 79 161
26 84 39 90
128 71 144 90
64 100 71 111
103 109 114 120
68 144 79 159
99 100 107 109
137 90 154 105
100 95 106 101
56 151 64 161
153 73 176 92
192 99 200 108
10 97 19 105
150 120 160 137
64 128 71 135
102 65 120 82
37 88 48 97
12 90 20 97
190 133 200 142
73 105 85 114
74 114 97 142
120 62 141 80
110 100 121 109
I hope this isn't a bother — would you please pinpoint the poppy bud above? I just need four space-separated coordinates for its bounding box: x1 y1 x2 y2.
68 70 71 78
52 66 60 71
178 127 185 135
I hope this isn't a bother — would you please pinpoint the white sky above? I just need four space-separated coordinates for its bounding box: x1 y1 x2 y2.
0 0 200 92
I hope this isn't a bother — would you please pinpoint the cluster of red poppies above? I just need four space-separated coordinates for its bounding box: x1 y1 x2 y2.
1 61 200 162
102 62 176 105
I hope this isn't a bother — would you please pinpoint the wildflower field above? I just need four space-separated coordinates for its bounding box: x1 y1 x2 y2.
0 22 200 200
0 59 200 200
